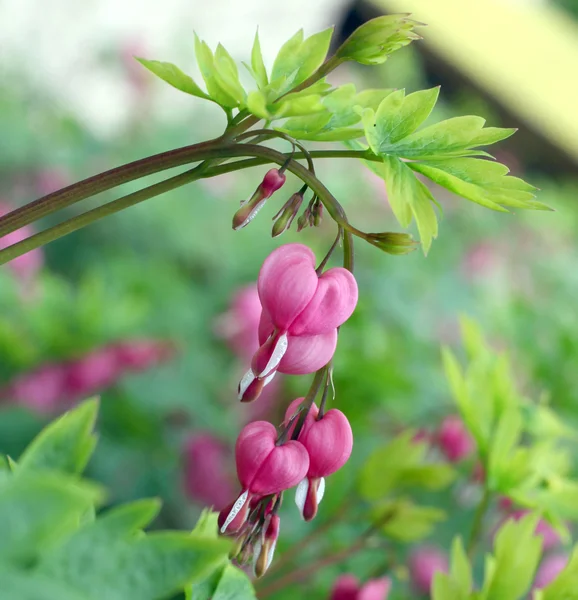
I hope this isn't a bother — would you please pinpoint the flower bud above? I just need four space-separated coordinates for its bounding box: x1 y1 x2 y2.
253 514 280 578
272 192 304 238
233 169 286 231
437 416 474 463
363 232 418 255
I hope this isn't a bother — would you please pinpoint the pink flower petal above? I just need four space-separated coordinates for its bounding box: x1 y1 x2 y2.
533 553 567 589
235 421 277 488
409 547 449 594
258 244 318 330
278 331 338 375
330 574 360 600
251 440 310 495
358 577 392 600
289 267 358 336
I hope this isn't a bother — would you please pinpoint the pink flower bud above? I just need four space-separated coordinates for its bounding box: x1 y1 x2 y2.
233 169 286 230
330 574 360 600
253 513 281 577
437 416 474 462
533 553 567 589
358 578 392 600
183 434 235 511
214 285 262 358
294 408 353 521
64 347 120 401
220 420 309 533
239 244 358 401
409 547 449 594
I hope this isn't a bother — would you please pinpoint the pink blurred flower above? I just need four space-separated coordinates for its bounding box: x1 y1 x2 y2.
462 242 499 280
64 347 120 400
409 547 449 594
330 575 391 600
183 433 235 511
533 553 567 589
112 339 175 371
239 244 358 402
219 420 309 534
0 201 44 287
214 285 262 359
7 363 68 413
35 168 70 196
437 416 474 463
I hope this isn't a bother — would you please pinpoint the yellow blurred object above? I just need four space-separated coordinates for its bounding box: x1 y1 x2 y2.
371 0 578 163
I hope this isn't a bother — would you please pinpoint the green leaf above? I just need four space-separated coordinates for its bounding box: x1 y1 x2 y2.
0 472 103 562
37 525 231 600
246 90 271 120
335 14 423 65
449 538 473 597
372 499 446 541
190 563 256 600
136 58 209 99
18 398 99 475
542 546 578 599
365 87 440 151
270 28 333 94
409 158 546 213
250 30 268 89
0 570 86 600
374 156 439 254
381 115 516 160
482 512 542 600
194 34 239 109
213 44 246 105
192 509 219 538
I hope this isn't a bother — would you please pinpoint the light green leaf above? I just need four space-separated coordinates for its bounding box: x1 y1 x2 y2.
136 58 209 99
214 44 246 104
335 14 423 65
482 512 542 600
192 509 219 538
409 158 545 213
18 398 98 476
190 563 256 600
372 499 446 542
246 90 271 120
194 34 239 109
449 538 473 596
250 29 268 89
365 87 439 152
270 29 304 86
376 155 439 254
381 116 515 160
0 473 103 562
542 546 578 599
487 407 524 492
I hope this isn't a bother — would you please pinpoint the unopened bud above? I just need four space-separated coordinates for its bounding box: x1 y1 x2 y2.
272 192 304 238
233 169 286 231
364 232 418 255
253 514 280 577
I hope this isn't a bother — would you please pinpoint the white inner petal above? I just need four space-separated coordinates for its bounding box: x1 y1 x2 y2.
220 489 249 533
317 477 326 505
267 538 278 570
259 332 288 377
294 477 308 518
235 199 266 230
252 537 262 575
263 371 276 387
238 369 256 400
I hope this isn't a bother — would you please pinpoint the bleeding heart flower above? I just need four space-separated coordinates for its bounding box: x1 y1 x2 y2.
409 547 449 594
233 169 287 230
330 574 392 600
113 339 174 371
239 244 358 401
219 420 309 534
286 397 353 521
64 347 120 400
7 363 68 413
437 415 474 462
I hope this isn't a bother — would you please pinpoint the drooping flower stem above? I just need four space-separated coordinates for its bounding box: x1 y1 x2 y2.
0 144 365 266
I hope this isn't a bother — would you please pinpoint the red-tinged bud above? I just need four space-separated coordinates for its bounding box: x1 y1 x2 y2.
437 416 474 463
233 169 286 231
238 369 276 403
272 192 304 238
294 409 353 520
220 421 309 534
253 514 281 578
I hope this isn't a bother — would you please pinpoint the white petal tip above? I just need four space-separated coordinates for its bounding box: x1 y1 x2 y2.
294 478 308 519
238 369 256 400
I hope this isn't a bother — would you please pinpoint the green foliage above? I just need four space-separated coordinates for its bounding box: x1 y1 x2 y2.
371 499 447 541
542 547 578 599
136 59 210 100
432 538 472 600
0 401 236 600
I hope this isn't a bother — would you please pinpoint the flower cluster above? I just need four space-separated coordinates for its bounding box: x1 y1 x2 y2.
1 339 174 413
238 243 358 402
329 574 391 600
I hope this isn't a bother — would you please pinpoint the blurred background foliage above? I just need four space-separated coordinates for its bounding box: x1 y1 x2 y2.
1 1 578 598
